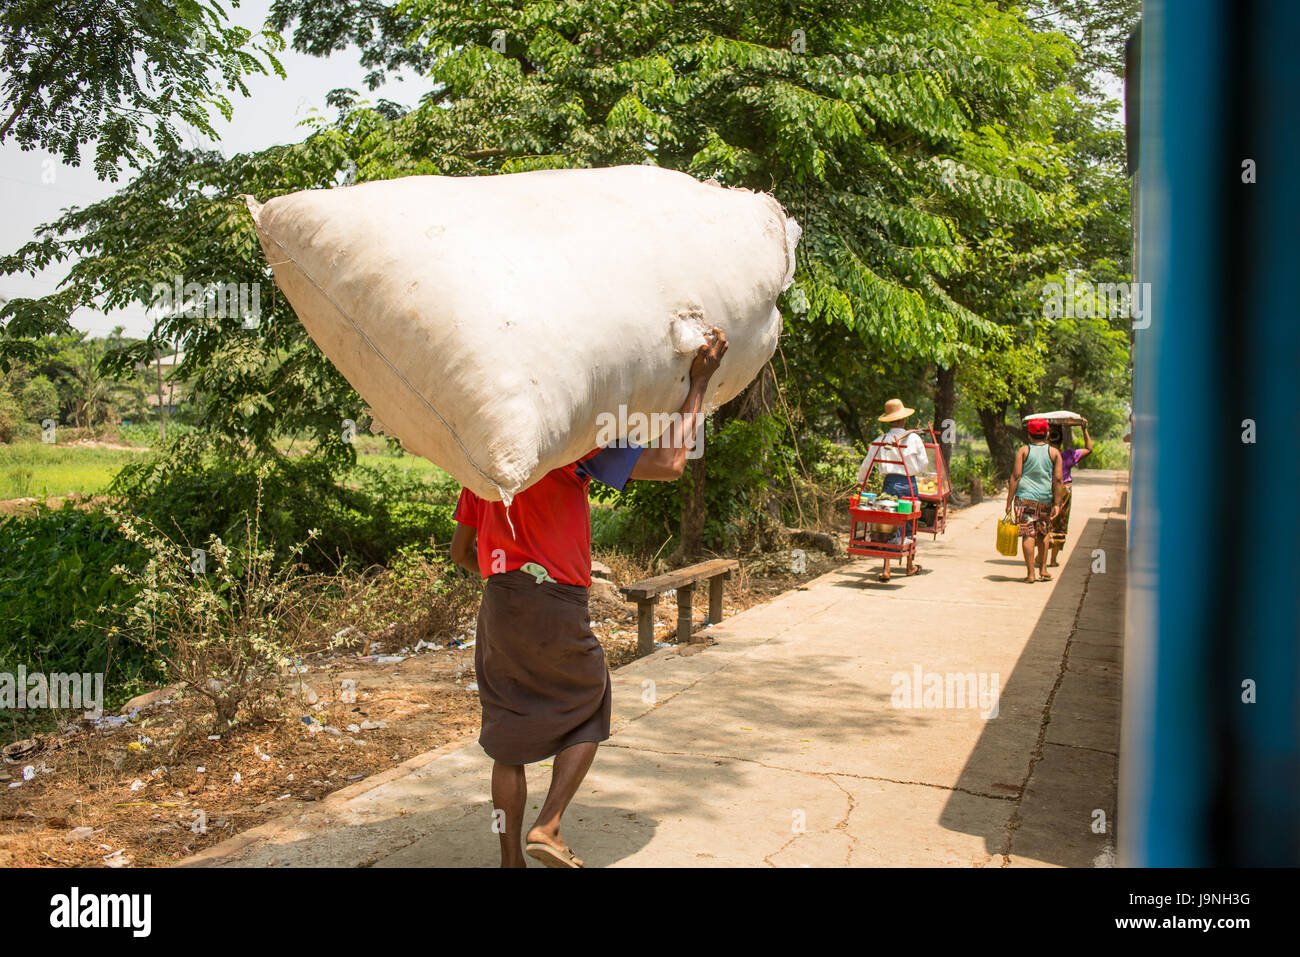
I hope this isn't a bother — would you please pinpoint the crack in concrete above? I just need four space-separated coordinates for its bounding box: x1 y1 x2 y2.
604 741 1019 802
756 771 858 868
762 831 801 868
1043 741 1118 758
826 774 860 865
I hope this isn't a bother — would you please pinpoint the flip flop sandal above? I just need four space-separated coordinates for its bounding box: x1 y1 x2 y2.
526 840 584 868
905 564 923 577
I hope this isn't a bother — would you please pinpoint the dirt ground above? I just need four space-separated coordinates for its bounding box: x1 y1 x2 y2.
0 546 851 868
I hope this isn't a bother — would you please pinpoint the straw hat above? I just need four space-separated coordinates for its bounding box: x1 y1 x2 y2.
878 398 914 422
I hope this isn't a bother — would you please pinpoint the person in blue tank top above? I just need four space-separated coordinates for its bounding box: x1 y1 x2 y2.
1004 417 1063 583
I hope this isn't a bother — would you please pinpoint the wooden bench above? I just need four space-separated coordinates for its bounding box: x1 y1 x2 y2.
620 558 740 655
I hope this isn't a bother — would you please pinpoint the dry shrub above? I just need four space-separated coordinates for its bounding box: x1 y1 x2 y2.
103 492 349 730
590 546 652 587
329 544 482 652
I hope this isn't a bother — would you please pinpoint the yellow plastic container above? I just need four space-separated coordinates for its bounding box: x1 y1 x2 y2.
996 513 1021 556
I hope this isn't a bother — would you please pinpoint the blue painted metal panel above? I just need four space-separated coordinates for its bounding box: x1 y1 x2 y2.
1122 0 1300 866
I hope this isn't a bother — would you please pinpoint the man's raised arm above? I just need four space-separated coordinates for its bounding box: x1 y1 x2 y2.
629 328 729 481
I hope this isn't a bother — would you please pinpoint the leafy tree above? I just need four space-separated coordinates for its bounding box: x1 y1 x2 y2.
950 0 1137 476
1026 0 1140 98
384 0 1072 551
0 383 24 442
0 0 1134 555
19 373 58 422
0 0 286 179
0 140 366 461
268 0 435 93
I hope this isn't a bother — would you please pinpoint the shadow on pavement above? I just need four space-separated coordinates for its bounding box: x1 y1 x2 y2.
937 491 1125 866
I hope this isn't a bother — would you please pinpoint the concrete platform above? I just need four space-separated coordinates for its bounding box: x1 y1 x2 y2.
183 470 1128 868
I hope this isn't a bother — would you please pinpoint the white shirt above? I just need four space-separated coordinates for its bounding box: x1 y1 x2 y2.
857 427 928 485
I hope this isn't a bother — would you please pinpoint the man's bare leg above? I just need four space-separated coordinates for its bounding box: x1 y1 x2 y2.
492 761 527 868
526 741 598 864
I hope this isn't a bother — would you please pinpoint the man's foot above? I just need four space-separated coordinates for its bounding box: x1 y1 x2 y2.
525 827 583 868
905 563 922 577
1039 571 1052 581
1023 573 1037 583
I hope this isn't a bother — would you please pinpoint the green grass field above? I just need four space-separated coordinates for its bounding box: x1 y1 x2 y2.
0 433 455 502
0 441 151 499
348 436 450 479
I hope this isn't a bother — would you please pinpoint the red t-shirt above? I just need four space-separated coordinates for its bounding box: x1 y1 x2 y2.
453 445 641 587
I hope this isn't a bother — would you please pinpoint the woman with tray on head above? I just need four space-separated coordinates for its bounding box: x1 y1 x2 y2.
1047 421 1093 567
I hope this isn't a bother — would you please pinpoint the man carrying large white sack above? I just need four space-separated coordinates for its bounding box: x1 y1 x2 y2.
242 165 800 866
450 329 729 868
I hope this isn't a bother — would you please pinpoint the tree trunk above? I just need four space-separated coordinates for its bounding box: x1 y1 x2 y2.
934 364 957 466
155 347 166 443
978 403 1018 480
676 448 708 560
716 362 776 426
675 365 774 562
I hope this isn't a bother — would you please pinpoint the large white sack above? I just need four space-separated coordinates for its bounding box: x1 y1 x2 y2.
243 164 801 503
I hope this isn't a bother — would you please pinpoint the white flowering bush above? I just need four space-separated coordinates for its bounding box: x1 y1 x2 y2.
103 476 346 728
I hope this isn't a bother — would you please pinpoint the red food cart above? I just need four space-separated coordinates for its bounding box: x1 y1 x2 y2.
912 424 952 537
848 423 952 567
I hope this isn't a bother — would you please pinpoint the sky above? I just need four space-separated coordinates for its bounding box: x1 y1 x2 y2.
0 0 423 339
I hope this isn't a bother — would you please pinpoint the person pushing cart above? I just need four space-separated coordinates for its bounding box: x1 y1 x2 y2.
849 398 950 582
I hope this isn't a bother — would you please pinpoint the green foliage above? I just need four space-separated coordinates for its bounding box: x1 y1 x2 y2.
269 0 436 92
117 421 196 448
948 448 1000 493
0 0 1137 564
0 382 27 443
1 0 1073 420
1078 437 1129 471
389 0 1064 364
594 415 782 554
0 330 151 428
959 335 1047 412
0 0 286 179
803 436 862 492
1026 0 1141 97
1034 308 1130 421
0 145 373 459
591 504 635 551
19 374 58 422
0 502 153 691
108 433 456 572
